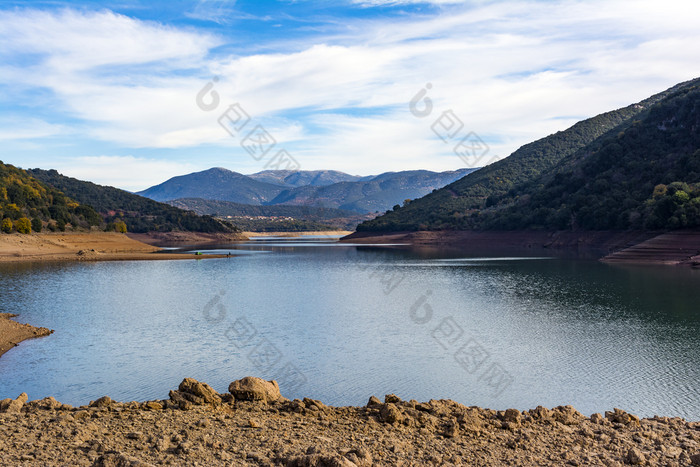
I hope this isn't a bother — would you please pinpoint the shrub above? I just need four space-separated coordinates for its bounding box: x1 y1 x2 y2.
31 218 42 233
15 217 31 234
1 218 12 233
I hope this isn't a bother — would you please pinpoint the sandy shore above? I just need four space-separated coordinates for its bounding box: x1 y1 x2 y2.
0 377 698 466
0 313 53 358
0 232 229 263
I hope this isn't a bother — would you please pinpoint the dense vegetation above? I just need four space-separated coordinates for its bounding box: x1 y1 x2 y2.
29 169 239 234
359 77 700 232
477 84 700 230
0 161 102 233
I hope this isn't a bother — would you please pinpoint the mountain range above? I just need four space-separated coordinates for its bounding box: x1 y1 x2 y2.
137 168 478 213
359 77 700 232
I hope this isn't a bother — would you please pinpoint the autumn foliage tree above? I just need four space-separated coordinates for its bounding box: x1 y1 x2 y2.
15 217 31 234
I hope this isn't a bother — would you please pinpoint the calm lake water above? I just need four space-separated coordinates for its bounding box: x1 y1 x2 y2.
1 237 699 420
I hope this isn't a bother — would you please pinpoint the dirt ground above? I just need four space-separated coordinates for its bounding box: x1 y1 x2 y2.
0 232 228 263
0 377 698 466
0 313 53 358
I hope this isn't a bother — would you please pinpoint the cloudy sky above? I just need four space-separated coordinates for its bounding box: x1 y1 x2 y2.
1 0 699 191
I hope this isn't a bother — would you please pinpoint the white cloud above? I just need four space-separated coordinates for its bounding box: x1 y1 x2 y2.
2 1 700 186
52 156 199 192
0 118 65 141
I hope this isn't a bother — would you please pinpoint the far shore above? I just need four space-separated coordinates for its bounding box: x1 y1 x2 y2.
0 313 53 359
0 232 231 263
341 229 700 266
243 230 353 237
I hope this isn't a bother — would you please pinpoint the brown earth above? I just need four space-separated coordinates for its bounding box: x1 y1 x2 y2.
0 313 53 358
601 230 700 266
342 230 700 265
0 377 698 466
0 232 229 263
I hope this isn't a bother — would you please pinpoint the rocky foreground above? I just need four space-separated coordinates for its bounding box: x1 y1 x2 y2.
1 377 699 466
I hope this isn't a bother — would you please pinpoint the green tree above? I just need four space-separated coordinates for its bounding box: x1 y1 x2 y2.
31 217 43 233
15 217 31 234
1 218 12 233
114 221 127 233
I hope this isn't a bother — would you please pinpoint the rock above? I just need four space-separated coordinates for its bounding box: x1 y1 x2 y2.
590 413 604 424
690 453 700 466
90 396 113 408
28 396 62 411
303 398 327 412
0 393 28 413
169 378 222 408
552 405 583 425
74 410 90 420
229 377 282 403
626 447 646 465
380 403 403 424
384 394 401 404
605 408 632 424
502 408 521 424
366 396 382 408
442 420 459 438
141 401 163 411
530 405 553 420
248 419 261 428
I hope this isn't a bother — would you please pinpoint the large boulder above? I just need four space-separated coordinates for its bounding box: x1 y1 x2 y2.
228 377 283 403
169 378 222 409
0 392 28 413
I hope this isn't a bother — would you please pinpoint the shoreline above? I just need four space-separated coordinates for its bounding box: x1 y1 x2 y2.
0 313 53 358
0 232 231 263
342 229 700 266
243 230 353 237
0 377 698 466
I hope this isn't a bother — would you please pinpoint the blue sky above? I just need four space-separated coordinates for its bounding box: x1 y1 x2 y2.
1 0 699 190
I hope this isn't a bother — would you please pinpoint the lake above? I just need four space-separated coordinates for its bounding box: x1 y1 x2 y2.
1 237 699 420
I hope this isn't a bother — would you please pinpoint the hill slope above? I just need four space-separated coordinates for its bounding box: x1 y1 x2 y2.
269 169 477 213
137 168 285 204
1 161 101 232
138 168 477 214
478 81 700 231
248 170 362 187
359 78 700 231
29 169 238 234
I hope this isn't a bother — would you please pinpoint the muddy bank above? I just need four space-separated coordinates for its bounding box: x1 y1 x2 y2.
0 376 698 466
127 231 249 247
0 232 229 263
0 313 53 358
342 230 700 265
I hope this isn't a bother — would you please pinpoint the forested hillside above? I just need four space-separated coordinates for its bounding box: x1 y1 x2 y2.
0 161 101 233
29 169 239 234
358 78 700 232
